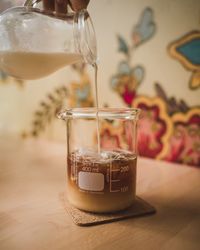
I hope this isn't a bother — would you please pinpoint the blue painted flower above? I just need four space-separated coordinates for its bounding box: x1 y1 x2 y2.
169 31 200 89
111 61 144 106
132 7 156 47
177 37 200 67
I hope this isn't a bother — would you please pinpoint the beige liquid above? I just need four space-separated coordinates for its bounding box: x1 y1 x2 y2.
67 150 137 213
0 51 82 80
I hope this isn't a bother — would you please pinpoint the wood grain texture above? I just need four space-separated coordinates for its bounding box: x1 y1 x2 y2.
0 138 200 250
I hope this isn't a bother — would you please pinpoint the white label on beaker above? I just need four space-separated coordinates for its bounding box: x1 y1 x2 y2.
78 172 104 191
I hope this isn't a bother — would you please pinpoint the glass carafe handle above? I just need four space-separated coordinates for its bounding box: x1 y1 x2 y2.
24 0 42 7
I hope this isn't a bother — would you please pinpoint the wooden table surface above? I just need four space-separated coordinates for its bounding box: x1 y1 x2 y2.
0 138 200 250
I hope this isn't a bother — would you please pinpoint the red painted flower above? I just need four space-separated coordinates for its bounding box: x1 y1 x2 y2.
121 84 136 106
137 105 166 157
111 74 138 106
165 110 200 167
110 62 144 106
100 129 121 150
133 96 172 159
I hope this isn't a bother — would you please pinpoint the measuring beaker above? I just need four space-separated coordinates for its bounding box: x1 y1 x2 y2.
0 0 97 79
58 108 140 213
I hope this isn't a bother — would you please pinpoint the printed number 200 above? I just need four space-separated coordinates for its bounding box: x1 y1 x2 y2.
120 166 129 172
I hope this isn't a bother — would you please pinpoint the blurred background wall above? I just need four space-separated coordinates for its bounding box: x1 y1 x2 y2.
0 0 199 167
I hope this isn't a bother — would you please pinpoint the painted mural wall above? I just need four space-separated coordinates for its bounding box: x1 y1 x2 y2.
0 0 199 167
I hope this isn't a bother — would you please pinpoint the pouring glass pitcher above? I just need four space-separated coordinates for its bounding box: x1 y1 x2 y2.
0 0 97 80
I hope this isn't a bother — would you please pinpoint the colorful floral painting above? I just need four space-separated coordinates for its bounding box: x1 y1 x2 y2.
22 6 199 168
111 8 156 106
104 8 200 167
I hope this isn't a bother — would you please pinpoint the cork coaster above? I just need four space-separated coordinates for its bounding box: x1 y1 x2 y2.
61 194 156 226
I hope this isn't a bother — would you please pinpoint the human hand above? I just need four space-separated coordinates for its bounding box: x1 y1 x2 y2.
43 0 90 13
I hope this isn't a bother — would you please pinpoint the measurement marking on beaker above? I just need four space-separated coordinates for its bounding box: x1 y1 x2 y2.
111 169 120 172
109 161 120 193
110 189 120 193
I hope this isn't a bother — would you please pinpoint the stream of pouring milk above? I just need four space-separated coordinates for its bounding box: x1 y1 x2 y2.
0 50 101 152
93 63 101 153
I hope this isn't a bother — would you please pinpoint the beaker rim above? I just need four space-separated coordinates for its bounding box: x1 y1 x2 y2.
57 107 140 120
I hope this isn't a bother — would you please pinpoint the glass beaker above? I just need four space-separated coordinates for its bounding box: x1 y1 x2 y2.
58 108 140 213
0 0 97 80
